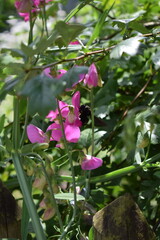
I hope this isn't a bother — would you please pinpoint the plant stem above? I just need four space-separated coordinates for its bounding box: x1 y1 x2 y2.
20 99 29 148
57 152 160 184
85 88 95 199
42 1 49 37
40 159 64 232
12 97 46 240
57 100 77 239
28 10 34 44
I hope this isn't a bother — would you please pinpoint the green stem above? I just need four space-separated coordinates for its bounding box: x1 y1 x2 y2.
85 88 95 199
40 159 64 232
91 88 95 156
6 153 160 191
28 10 34 44
57 152 160 184
42 2 49 37
12 97 46 240
20 99 29 148
64 0 92 22
13 97 20 149
57 100 77 239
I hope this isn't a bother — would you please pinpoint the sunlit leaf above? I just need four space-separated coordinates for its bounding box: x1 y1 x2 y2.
54 193 85 201
55 21 85 47
110 36 144 59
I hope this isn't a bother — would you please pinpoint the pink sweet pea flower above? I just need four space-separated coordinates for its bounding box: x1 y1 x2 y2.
47 123 62 141
46 101 69 122
57 69 67 79
46 91 82 144
27 124 49 143
84 63 98 88
15 0 52 21
64 123 80 143
69 40 80 45
47 122 80 143
43 67 53 78
15 0 32 13
81 155 103 170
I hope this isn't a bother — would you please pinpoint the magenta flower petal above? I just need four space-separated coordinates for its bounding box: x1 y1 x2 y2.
59 101 69 118
46 110 58 121
72 91 80 116
27 124 48 143
46 101 69 121
47 123 62 141
69 41 80 45
64 124 80 143
57 69 67 79
43 68 52 78
84 63 98 88
15 0 32 13
81 155 103 170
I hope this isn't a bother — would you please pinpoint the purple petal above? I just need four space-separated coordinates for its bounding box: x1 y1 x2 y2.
81 155 103 170
47 123 62 141
64 124 80 143
72 91 80 116
84 63 98 88
27 124 48 143
43 68 52 78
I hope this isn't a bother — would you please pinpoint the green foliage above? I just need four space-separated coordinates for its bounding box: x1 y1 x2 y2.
1 0 160 239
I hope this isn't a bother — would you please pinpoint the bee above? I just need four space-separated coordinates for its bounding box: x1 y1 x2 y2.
79 105 107 127
79 105 91 125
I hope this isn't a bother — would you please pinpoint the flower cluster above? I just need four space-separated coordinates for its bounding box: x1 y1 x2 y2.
27 63 103 170
15 0 52 21
27 91 82 147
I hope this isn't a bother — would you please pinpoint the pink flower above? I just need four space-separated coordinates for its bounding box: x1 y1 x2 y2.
40 198 55 220
15 0 32 13
57 69 67 79
27 124 49 143
46 101 69 121
46 91 82 145
15 0 52 21
47 122 80 143
64 123 80 142
47 123 62 141
43 67 52 78
81 155 103 170
69 40 80 45
84 63 98 88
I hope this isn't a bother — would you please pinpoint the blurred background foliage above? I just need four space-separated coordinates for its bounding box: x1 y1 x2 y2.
0 0 160 239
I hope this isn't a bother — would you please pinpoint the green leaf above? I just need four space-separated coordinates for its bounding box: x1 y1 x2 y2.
113 15 149 34
54 193 85 201
3 63 24 75
154 171 160 178
0 78 19 101
129 21 149 34
87 3 114 46
1 48 26 58
21 66 88 117
110 36 143 59
94 78 118 106
21 75 59 117
64 0 93 22
34 32 59 54
60 66 88 88
55 21 85 47
88 227 94 240
0 114 5 133
21 42 36 57
152 50 160 69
